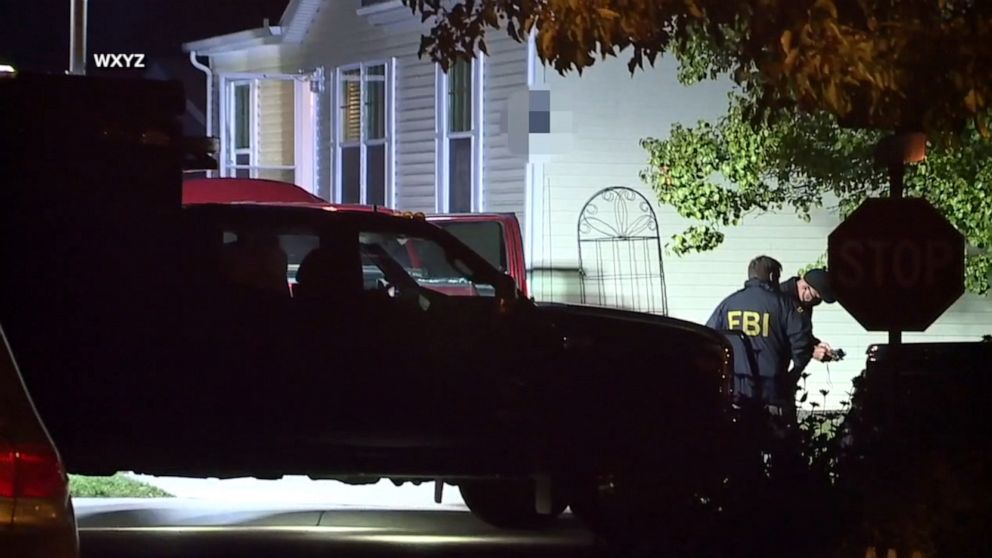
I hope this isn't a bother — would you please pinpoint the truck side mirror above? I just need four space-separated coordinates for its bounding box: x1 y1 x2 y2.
496 273 517 296
494 273 521 313
183 136 219 171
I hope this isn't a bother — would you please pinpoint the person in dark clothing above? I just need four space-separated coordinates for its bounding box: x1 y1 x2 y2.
779 268 838 362
707 256 813 412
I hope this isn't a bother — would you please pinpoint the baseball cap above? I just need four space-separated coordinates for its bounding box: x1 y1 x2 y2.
803 268 836 303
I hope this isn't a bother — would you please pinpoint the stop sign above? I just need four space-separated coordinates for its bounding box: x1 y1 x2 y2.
827 197 965 331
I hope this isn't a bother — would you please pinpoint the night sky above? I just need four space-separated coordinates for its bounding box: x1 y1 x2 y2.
1 0 288 131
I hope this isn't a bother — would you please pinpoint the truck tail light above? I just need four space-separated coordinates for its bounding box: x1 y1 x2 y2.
0 327 74 533
0 443 14 497
1 443 67 500
0 433 71 530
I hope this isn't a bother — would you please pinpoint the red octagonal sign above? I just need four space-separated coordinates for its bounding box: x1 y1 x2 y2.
827 197 965 331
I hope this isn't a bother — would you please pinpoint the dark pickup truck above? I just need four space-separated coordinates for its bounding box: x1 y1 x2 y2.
0 71 737 534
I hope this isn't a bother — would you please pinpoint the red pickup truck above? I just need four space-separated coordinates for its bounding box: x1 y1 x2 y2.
182 178 528 297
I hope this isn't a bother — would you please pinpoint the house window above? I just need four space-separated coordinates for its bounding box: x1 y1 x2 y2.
232 82 253 178
448 60 472 133
437 58 483 213
337 62 392 206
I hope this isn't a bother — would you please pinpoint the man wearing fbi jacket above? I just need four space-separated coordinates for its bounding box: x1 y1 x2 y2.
707 256 813 414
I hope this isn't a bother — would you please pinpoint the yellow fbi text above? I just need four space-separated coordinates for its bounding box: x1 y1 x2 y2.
727 311 771 337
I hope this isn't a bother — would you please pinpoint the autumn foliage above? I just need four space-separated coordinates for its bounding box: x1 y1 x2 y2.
402 0 992 134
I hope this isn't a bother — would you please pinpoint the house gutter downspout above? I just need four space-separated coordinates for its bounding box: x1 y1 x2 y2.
189 50 214 176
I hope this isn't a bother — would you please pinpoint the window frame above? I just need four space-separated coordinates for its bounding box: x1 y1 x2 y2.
231 82 254 172
224 79 259 178
333 59 396 207
217 71 320 192
436 56 484 213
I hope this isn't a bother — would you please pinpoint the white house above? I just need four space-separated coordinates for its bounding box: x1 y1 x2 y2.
183 0 991 408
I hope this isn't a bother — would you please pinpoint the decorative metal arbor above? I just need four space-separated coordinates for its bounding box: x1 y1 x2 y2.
577 186 669 315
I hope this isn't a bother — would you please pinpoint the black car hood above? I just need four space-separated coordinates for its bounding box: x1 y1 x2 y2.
534 302 726 344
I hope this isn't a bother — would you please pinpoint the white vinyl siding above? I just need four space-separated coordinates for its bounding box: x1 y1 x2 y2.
256 79 296 184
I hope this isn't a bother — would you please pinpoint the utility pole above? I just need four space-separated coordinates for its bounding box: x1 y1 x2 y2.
69 0 88 75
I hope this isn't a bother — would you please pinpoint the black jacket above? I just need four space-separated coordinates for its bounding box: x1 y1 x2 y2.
707 279 813 405
780 276 820 345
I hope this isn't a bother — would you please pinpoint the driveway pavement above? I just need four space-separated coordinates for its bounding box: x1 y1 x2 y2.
126 474 467 509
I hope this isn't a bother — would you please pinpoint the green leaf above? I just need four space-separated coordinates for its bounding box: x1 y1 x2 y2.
641 84 992 295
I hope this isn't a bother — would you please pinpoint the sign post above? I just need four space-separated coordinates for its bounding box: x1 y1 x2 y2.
872 132 928 346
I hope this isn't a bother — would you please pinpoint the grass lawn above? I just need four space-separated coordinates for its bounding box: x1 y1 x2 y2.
69 473 173 498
